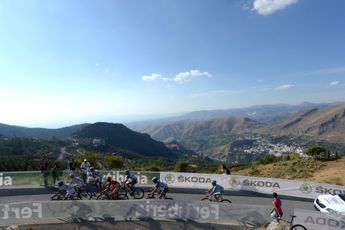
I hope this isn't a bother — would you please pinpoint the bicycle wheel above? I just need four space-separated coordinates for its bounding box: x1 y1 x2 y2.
221 199 231 203
97 193 110 200
201 197 210 201
79 191 90 200
117 188 128 200
133 188 145 199
290 224 307 230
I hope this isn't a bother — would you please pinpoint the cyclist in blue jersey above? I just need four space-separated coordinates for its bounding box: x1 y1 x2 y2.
207 180 224 202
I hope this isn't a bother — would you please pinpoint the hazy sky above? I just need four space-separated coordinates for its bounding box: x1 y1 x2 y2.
0 0 344 128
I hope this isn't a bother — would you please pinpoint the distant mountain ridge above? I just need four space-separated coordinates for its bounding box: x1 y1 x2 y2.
137 116 259 142
0 123 89 138
127 102 337 130
260 103 345 144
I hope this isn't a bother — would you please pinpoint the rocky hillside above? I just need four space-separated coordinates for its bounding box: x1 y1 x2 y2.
74 122 177 158
260 103 345 144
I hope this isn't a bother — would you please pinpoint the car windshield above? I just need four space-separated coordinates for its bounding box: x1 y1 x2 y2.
339 193 345 202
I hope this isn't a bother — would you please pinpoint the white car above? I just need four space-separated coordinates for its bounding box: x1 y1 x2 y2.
314 194 345 215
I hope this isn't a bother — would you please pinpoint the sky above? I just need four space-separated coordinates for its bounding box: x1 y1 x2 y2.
0 0 344 128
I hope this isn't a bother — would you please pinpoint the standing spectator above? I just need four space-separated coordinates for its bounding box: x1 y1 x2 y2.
68 159 77 175
38 158 49 186
80 159 91 184
51 162 60 185
220 164 230 175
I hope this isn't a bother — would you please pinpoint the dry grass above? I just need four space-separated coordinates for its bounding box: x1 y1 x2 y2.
233 157 345 185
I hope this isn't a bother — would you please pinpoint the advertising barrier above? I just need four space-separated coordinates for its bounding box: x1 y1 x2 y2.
1 170 345 199
160 172 345 199
0 200 344 229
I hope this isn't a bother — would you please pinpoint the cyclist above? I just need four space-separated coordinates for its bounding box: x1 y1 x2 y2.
90 167 103 189
271 192 283 222
148 177 169 199
54 181 77 200
102 176 121 200
207 180 224 202
124 170 137 194
69 173 84 196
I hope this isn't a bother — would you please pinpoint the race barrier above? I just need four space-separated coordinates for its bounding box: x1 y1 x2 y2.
0 200 344 229
1 170 345 199
160 172 345 199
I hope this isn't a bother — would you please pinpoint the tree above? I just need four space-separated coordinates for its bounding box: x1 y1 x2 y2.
305 147 327 160
174 161 189 172
105 156 124 169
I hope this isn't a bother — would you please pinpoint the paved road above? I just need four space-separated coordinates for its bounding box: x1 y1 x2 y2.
0 189 314 211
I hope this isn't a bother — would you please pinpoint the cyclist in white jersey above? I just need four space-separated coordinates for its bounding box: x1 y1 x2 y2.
124 170 137 194
70 173 84 195
56 181 76 200
148 177 169 199
90 167 103 189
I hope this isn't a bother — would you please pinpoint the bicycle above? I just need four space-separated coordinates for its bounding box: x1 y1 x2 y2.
51 190 81 200
200 193 231 203
264 215 307 230
82 181 103 200
96 189 128 200
119 182 145 199
146 191 173 200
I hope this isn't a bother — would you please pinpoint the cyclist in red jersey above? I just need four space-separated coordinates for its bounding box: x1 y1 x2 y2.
271 192 283 222
102 176 120 200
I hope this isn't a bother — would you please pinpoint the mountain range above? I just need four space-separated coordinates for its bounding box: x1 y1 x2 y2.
260 103 345 144
1 102 344 163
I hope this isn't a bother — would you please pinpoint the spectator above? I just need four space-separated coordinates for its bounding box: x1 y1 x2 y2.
38 158 49 186
68 159 77 175
220 164 230 175
52 162 60 185
80 159 91 183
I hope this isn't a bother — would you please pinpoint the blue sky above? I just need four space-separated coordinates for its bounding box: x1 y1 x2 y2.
0 0 344 128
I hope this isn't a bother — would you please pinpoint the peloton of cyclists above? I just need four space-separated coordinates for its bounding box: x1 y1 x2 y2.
207 180 224 202
148 177 169 199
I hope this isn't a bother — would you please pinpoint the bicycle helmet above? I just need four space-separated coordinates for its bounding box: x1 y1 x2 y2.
90 167 95 172
69 173 75 178
152 177 158 184
211 180 216 186
57 181 64 187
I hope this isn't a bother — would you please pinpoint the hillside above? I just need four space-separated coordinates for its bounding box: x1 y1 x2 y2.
234 157 345 186
260 103 345 144
74 122 177 158
134 116 263 162
137 116 260 142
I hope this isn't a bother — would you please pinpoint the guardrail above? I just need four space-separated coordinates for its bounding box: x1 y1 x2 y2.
1 170 345 199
